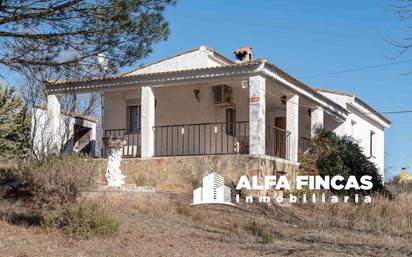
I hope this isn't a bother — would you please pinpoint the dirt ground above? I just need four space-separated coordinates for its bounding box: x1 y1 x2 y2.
0 192 411 257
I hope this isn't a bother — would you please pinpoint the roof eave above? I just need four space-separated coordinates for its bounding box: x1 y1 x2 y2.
45 61 263 94
261 62 348 120
353 97 391 126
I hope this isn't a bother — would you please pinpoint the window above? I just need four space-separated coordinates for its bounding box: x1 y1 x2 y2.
226 108 236 136
127 105 141 133
370 131 375 157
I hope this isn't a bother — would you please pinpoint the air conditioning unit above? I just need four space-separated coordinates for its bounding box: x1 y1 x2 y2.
213 85 232 105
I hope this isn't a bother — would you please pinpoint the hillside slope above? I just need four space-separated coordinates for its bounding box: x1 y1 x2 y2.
0 192 411 257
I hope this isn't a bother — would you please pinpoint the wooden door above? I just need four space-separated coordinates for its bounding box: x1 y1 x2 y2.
275 117 286 130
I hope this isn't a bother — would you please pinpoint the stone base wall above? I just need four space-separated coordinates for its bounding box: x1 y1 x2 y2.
95 154 299 194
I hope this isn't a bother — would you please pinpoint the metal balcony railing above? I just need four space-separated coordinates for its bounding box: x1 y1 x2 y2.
265 125 291 160
153 121 249 156
104 129 141 158
104 122 293 160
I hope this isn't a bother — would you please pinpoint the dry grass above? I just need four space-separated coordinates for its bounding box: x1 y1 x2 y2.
0 192 411 257
310 193 412 236
22 155 99 206
42 200 121 239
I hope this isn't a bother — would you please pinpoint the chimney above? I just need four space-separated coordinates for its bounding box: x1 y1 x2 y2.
234 47 253 63
401 167 407 178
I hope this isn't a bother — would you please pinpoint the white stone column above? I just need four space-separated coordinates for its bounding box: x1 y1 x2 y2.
141 86 155 158
286 95 299 162
47 94 61 156
90 122 97 157
249 75 266 155
311 107 324 138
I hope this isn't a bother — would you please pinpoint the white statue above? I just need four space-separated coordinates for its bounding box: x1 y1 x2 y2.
103 137 127 187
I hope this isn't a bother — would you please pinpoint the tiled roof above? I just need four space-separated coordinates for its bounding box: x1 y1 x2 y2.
47 59 261 86
45 46 390 124
46 57 349 115
313 87 391 125
120 45 234 76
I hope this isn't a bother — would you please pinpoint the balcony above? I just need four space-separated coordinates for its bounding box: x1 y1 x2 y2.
266 125 291 160
104 122 292 160
153 121 249 156
104 129 141 158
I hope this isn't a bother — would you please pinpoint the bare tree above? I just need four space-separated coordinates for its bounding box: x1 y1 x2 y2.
19 54 102 160
386 1 412 61
0 0 176 159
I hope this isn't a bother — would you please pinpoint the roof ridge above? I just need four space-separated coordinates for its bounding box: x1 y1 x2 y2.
48 60 263 86
312 87 354 97
119 45 233 77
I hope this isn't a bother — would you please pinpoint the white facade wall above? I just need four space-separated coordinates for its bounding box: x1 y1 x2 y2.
32 107 75 158
102 85 387 177
100 46 389 177
103 83 251 155
103 84 250 129
32 107 97 159
103 85 318 158
318 91 387 177
348 106 385 178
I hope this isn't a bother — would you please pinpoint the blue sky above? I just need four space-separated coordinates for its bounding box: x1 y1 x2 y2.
1 0 411 179
129 0 411 180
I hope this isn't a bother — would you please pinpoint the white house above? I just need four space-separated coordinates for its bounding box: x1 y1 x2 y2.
44 46 390 179
31 105 97 159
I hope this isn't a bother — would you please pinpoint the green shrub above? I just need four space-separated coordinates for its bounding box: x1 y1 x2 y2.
300 129 384 195
43 200 121 239
261 232 274 244
22 155 98 206
245 220 273 244
0 84 31 160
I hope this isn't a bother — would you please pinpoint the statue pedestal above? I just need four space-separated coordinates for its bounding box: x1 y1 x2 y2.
102 137 128 187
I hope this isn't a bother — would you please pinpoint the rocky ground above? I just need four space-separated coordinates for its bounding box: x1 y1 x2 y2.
0 192 411 257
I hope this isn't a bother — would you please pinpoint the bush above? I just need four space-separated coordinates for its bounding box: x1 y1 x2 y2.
300 129 384 195
0 84 31 160
22 155 98 206
0 160 27 199
245 220 273 244
43 200 121 239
